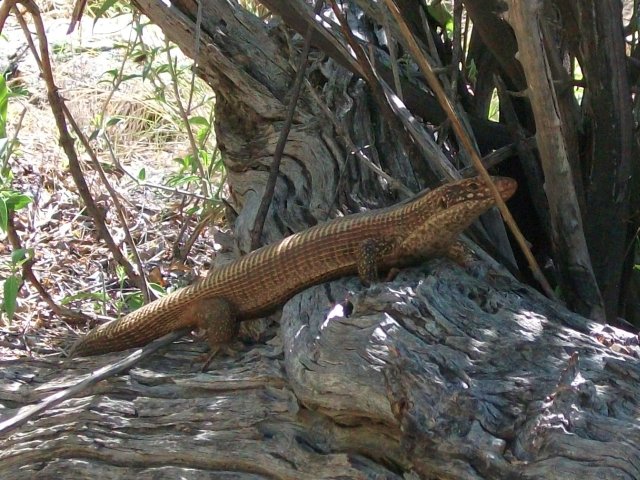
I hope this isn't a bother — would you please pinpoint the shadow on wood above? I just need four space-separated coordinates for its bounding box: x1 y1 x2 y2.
1 258 639 478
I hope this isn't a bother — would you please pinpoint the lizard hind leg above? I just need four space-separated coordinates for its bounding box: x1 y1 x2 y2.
189 297 239 371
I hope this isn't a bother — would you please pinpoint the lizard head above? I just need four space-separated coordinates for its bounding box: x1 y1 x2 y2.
393 175 518 261
436 176 517 210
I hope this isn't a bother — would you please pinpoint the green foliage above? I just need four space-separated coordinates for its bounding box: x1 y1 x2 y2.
87 10 222 309
466 59 478 84
60 290 110 306
237 0 268 17
91 13 223 207
123 283 165 312
488 89 500 122
89 0 133 23
4 4 224 321
114 263 167 312
0 189 32 233
0 76 27 178
1 248 33 323
2 275 20 321
0 76 33 324
426 1 454 35
0 76 7 139
0 75 10 175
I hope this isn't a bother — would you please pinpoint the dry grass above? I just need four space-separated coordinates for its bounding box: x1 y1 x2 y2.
0 3 223 358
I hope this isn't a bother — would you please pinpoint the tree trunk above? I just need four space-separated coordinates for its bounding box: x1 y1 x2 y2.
1 1 639 478
2 260 640 478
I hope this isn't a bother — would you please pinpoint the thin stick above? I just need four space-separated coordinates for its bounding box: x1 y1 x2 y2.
6 214 91 323
383 0 556 300
250 0 325 250
63 106 151 303
5 1 145 292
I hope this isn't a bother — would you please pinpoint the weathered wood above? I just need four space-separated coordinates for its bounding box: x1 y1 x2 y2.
463 0 526 90
559 0 634 323
1 258 639 478
505 0 604 321
0 330 187 435
134 0 414 250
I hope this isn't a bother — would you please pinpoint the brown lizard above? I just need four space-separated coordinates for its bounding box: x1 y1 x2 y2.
69 176 517 357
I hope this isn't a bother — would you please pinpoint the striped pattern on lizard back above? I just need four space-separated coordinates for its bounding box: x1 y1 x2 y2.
70 176 517 356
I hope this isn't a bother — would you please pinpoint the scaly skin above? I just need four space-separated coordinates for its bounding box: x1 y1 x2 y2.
70 176 517 356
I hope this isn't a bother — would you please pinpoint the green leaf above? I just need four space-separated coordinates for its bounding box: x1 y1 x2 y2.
91 0 120 22
99 69 120 83
115 264 126 284
148 283 166 296
0 197 7 233
6 193 32 211
0 166 12 182
106 116 122 127
198 150 210 167
467 59 478 83
10 248 28 264
123 292 144 311
10 248 33 267
185 205 202 216
0 138 8 159
154 64 171 75
2 274 21 322
88 128 101 141
60 291 109 305
427 2 454 35
0 76 8 138
121 73 141 82
188 116 209 127
165 174 200 188
138 167 146 180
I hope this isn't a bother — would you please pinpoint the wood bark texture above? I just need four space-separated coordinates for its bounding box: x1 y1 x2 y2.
565 0 634 322
504 0 604 321
1 260 639 478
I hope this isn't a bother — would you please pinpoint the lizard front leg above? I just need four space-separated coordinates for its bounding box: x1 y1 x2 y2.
357 238 397 286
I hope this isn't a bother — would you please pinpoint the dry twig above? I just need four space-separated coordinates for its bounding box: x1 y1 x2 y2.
383 0 556 300
249 0 325 250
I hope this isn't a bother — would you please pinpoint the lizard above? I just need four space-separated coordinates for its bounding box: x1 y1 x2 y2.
69 176 517 357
